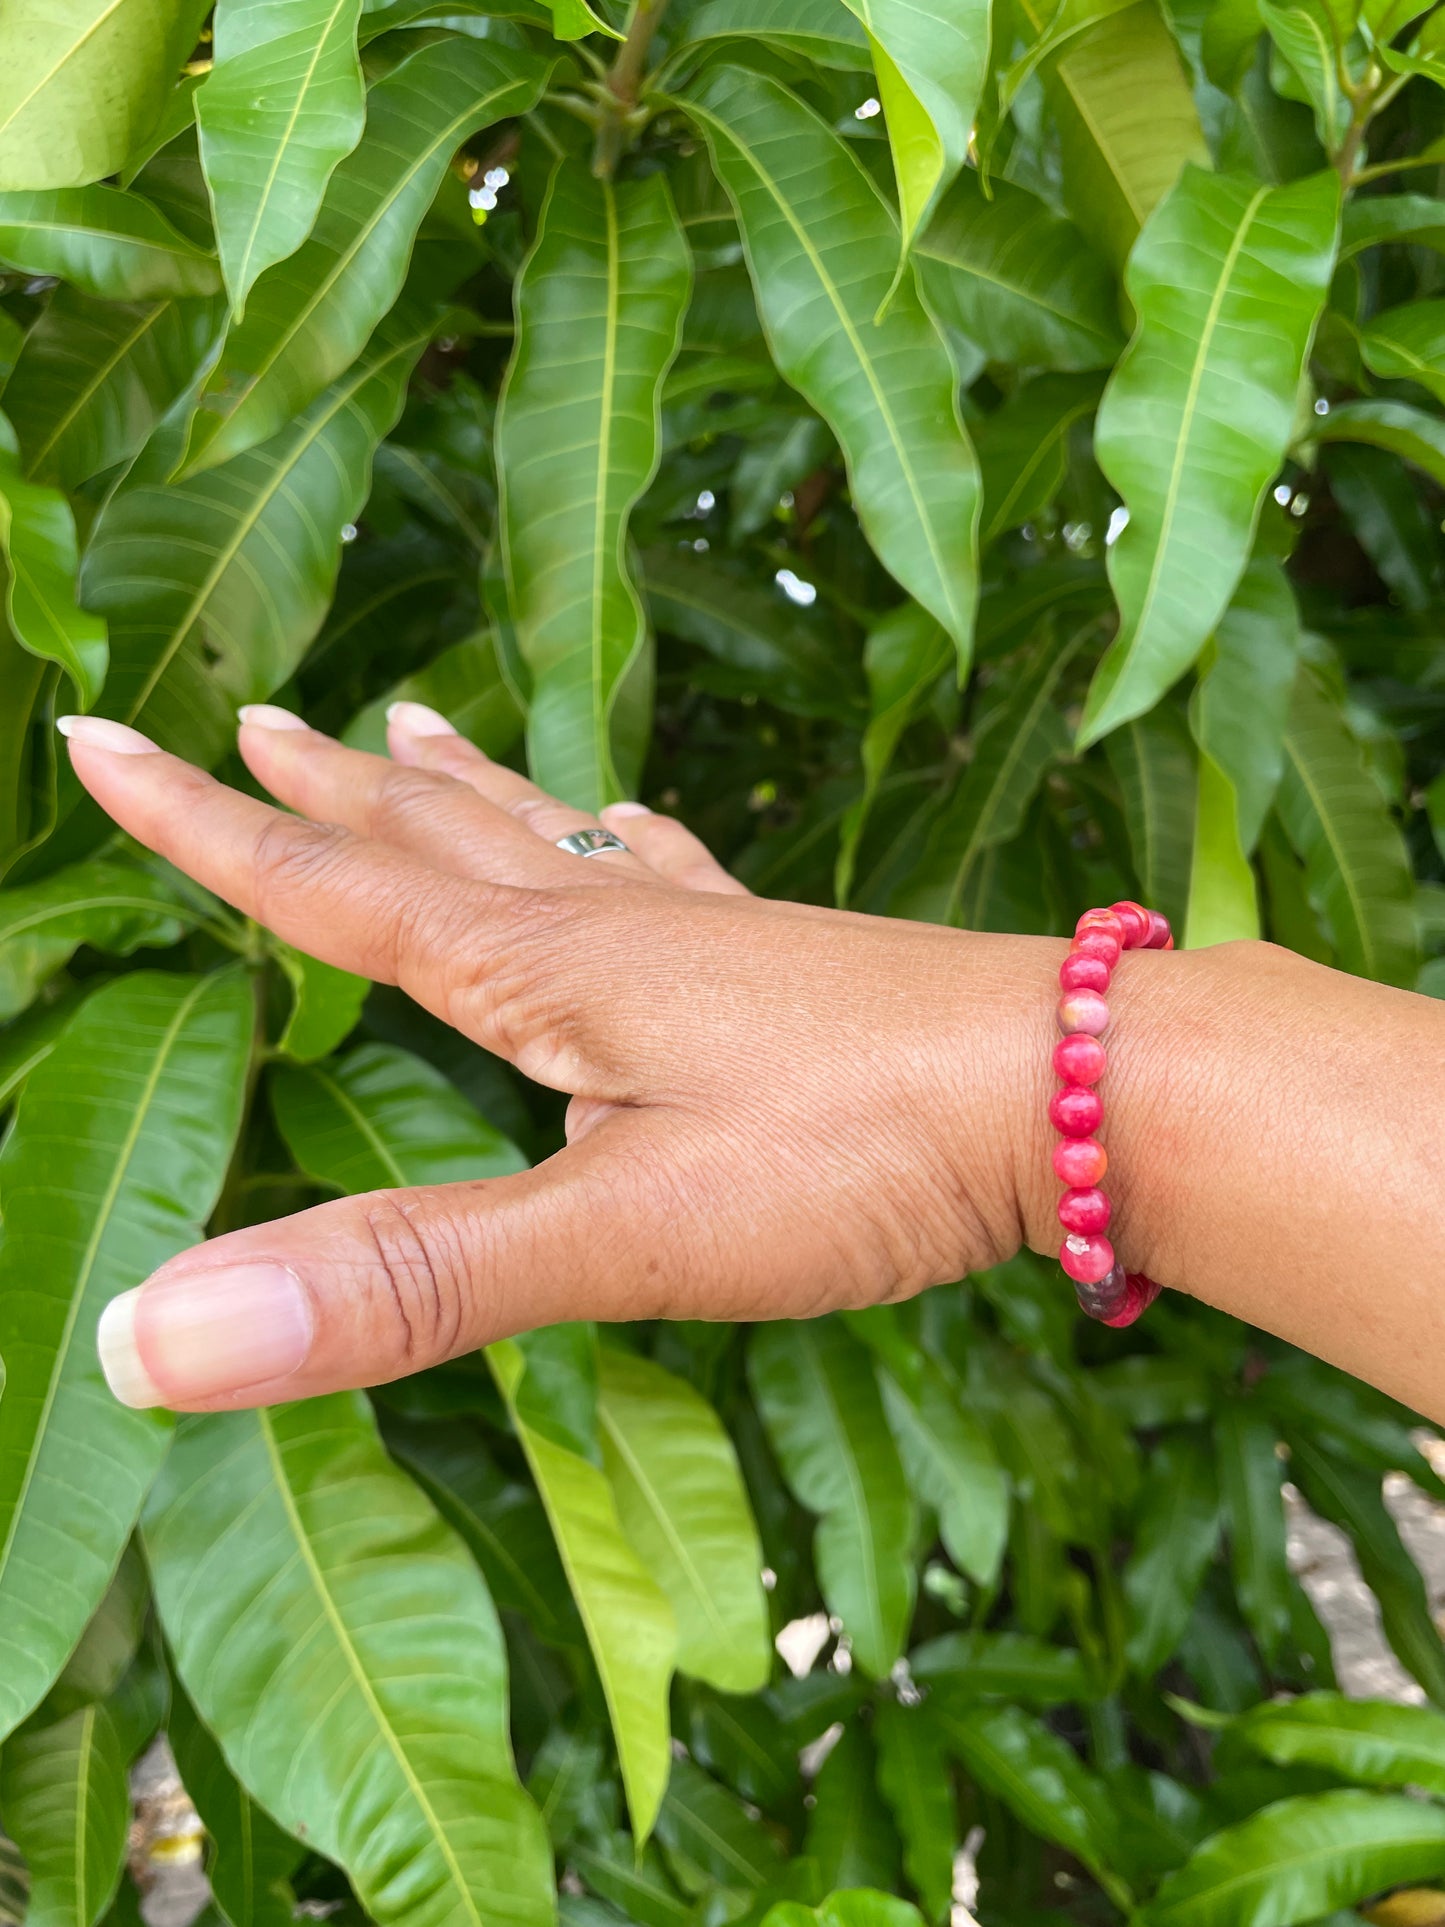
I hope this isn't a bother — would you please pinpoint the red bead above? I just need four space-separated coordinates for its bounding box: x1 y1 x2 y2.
1072 929 1122 969
1102 1274 1163 1328
1049 1086 1103 1136
1060 1232 1115 1285
1076 909 1124 943
1074 1259 1130 1321
1144 910 1173 950
1057 989 1109 1036
1053 1137 1107 1186
1059 954 1109 993
1058 1186 1111 1234
1053 1034 1106 1085
1109 901 1151 948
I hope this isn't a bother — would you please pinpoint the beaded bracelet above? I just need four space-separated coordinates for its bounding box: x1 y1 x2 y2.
1052 900 1172 1328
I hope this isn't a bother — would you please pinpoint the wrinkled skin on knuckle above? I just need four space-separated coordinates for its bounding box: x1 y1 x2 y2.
356 1192 469 1370
250 814 353 923
368 764 464 847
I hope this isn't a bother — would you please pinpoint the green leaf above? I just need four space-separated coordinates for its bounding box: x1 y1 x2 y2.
0 1 207 191
1340 193 1445 257
655 1756 782 1891
198 0 366 317
1276 666 1419 986
497 161 689 810
1142 1792 1445 1927
597 1346 770 1696
893 619 1087 924
675 0 872 68
0 408 107 708
270 943 368 1063
1308 397 1445 488
873 1700 955 1923
182 39 549 473
1185 750 1261 948
167 1683 301 1927
1260 0 1352 149
0 969 251 1744
836 0 988 265
685 64 980 669
1360 299 1445 404
1324 443 1441 610
767 1896 925 1927
1230 1693 1445 1798
344 632 524 759
875 1353 1008 1588
41 1544 150 1721
1123 1431 1221 1677
1215 1402 1291 1671
82 305 430 765
749 1319 915 1678
4 287 220 490
0 857 205 1021
976 374 1104 547
806 1725 901 1893
0 187 221 298
0 987 89 1113
916 172 1123 373
1104 704 1195 933
910 1629 1097 1705
146 1393 555 1927
1081 167 1339 745
1190 556 1301 854
489 1336 677 1842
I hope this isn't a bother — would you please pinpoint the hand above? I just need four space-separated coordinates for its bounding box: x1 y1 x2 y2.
61 704 1071 1413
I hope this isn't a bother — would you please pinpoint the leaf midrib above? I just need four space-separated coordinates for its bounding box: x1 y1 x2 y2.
0 0 130 137
23 301 168 478
796 1326 885 1658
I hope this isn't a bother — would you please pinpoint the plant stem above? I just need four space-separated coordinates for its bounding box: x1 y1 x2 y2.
593 0 671 176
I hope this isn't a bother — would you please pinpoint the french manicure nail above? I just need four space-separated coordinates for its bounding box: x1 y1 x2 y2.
57 716 159 756
97 1263 314 1409
238 703 309 732
602 801 652 819
387 700 456 737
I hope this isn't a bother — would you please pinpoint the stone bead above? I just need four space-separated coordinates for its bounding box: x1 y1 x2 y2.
1102 1274 1163 1328
1053 1033 1106 1085
1109 900 1151 948
1059 954 1110 994
1053 1136 1107 1186
1076 909 1124 944
1144 910 1173 949
1060 1231 1115 1285
1049 1085 1103 1136
1057 988 1109 1036
1058 1186 1111 1234
1073 929 1122 969
1074 1260 1130 1321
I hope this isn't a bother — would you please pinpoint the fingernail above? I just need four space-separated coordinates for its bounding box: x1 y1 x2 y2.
238 703 308 732
57 716 159 756
97 1263 314 1409
601 801 652 819
387 700 456 737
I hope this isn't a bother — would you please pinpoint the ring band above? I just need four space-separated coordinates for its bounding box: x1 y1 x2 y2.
556 828 630 858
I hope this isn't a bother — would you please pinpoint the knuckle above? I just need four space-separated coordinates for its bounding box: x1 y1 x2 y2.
506 793 561 835
251 814 351 913
369 766 462 846
459 885 595 1075
357 1194 467 1365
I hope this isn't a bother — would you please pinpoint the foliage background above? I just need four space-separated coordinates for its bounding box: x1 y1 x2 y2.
0 0 1444 1923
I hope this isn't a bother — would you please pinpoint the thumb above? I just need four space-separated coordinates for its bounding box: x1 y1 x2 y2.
96 1136 659 1412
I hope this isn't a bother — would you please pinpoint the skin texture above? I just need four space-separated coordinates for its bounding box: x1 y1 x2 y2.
59 704 1445 1423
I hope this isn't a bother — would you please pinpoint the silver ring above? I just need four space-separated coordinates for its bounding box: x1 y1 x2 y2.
556 828 630 858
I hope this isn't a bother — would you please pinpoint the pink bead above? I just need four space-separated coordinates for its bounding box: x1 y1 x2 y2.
1074 1259 1130 1321
1076 909 1124 944
1058 1186 1111 1234
1057 989 1109 1036
1144 911 1172 950
1109 901 1151 948
1052 1137 1107 1186
1102 1274 1163 1328
1053 1034 1106 1085
1049 1086 1103 1137
1060 1232 1115 1285
1072 929 1122 969
1059 954 1110 994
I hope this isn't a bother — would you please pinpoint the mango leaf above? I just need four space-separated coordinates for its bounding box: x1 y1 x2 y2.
1215 1402 1291 1671
1276 666 1419 986
168 1676 303 1927
976 374 1104 547
1186 752 1261 948
685 65 980 669
490 1337 677 1842
0 969 251 1744
749 1319 915 1678
345 632 524 758
82 305 431 766
198 0 366 316
655 1756 783 1892
1340 193 1445 257
1142 1792 1445 1927
1081 166 1338 745
1308 397 1445 487
873 1699 955 1923
874 1353 1008 1589
181 38 550 474
39 1545 150 1723
1260 0 1353 149
1360 299 1445 404
836 0 988 265
807 1724 901 1893
0 857 205 1022
767 1896 924 1927
893 619 1087 924
0 1 207 191
1324 443 1440 610
675 0 872 68
269 942 368 1062
0 188 221 298
1104 704 1195 933
146 1392 555 1927
915 172 1123 373
835 601 951 906
911 1629 1097 1705
1230 1694 1445 1797
359 0 553 36
1190 556 1300 855
5 288 220 490
1123 1431 1221 1677
0 987 89 1112
0 408 107 708
497 161 689 809
597 1346 770 1696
